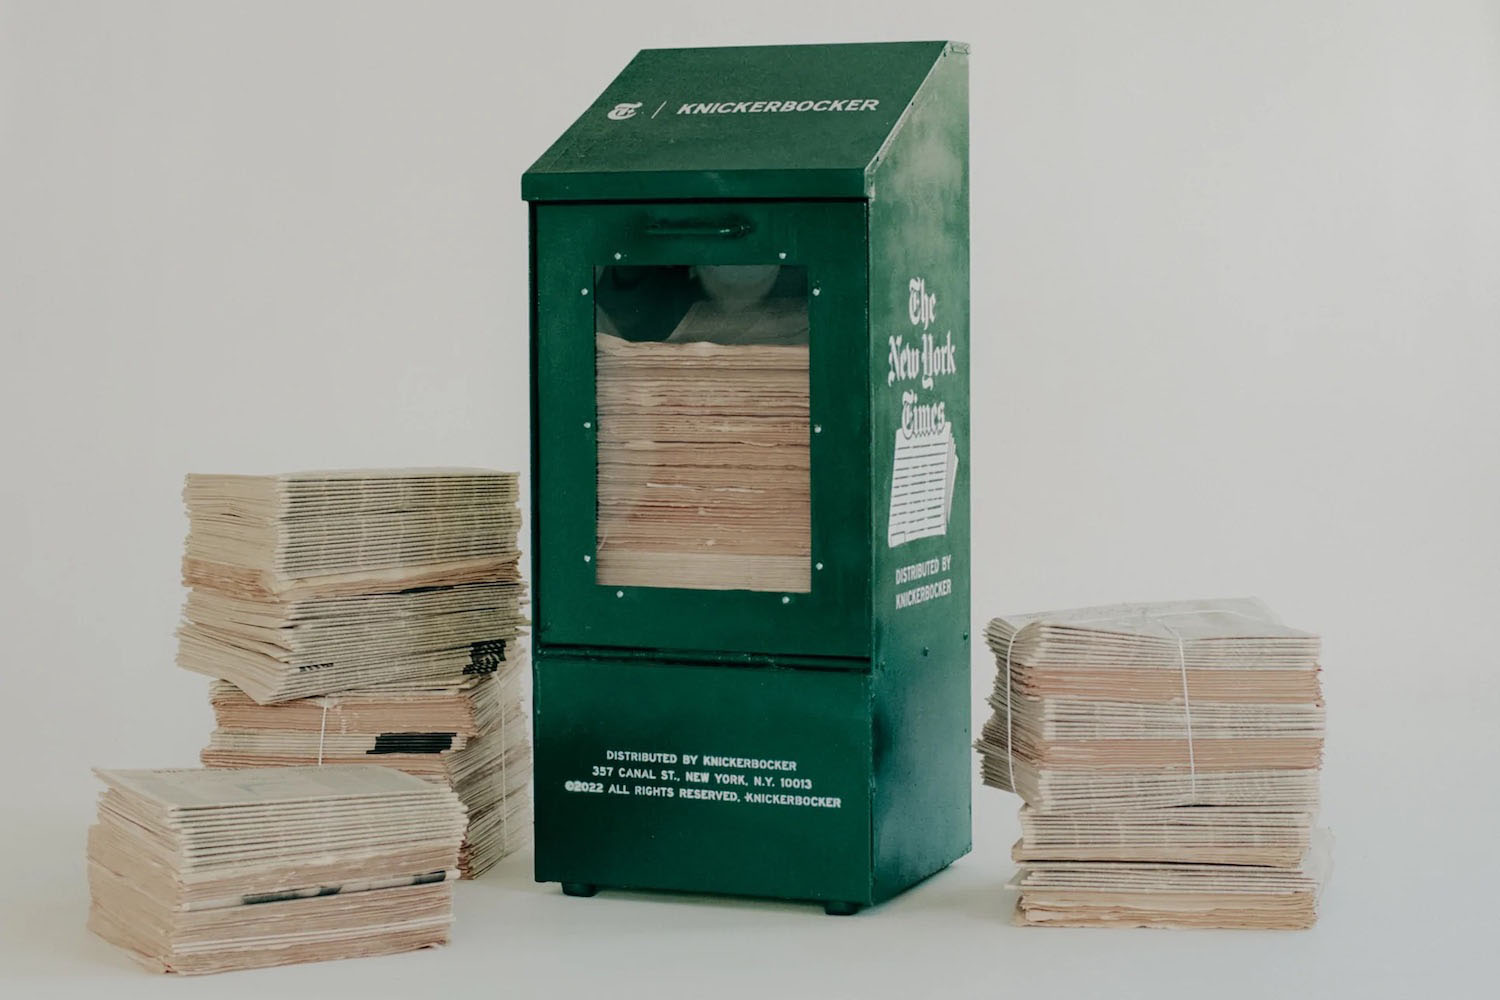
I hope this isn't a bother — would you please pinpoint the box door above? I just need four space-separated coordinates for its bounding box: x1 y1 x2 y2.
533 652 874 903
532 200 871 660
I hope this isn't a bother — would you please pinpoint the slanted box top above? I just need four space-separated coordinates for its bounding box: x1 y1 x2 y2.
522 41 964 202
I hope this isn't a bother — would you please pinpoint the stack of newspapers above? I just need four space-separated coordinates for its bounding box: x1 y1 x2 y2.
593 332 811 594
976 598 1329 929
87 766 466 974
178 469 531 877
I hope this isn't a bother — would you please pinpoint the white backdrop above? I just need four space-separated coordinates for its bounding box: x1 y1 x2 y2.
2 1 1497 996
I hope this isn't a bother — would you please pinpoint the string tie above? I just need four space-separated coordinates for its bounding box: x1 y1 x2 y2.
315 697 339 766
1003 609 1227 806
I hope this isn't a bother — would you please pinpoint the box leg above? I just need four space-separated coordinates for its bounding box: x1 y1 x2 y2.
822 900 861 916
561 883 600 898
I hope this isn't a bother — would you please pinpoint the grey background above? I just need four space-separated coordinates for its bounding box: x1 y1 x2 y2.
2 1 1497 996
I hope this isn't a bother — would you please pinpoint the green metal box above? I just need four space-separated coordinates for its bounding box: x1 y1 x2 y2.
523 41 970 914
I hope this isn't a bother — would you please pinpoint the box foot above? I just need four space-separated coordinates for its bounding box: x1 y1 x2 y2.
561 882 600 898
822 900 861 916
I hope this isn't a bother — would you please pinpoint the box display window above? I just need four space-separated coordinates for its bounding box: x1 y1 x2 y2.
592 264 812 593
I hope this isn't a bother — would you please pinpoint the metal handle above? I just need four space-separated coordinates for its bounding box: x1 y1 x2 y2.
644 218 754 239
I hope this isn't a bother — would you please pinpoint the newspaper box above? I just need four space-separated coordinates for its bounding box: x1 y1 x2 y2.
524 41 971 913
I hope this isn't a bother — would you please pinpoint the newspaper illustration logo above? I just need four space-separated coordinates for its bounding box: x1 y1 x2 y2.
887 276 960 552
607 102 644 121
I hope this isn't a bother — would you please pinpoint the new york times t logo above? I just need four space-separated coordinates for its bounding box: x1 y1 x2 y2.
607 102 643 121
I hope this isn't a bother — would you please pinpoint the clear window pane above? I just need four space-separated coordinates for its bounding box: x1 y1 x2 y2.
594 264 811 592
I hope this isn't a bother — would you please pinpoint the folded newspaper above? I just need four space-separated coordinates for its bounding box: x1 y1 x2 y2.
201 649 532 877
177 470 526 702
86 766 466 974
176 468 532 879
594 333 811 593
976 597 1329 928
182 469 521 596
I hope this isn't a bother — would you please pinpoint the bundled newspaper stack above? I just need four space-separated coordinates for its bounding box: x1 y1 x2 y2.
594 332 811 593
178 470 531 877
87 766 466 974
178 470 525 698
976 598 1329 929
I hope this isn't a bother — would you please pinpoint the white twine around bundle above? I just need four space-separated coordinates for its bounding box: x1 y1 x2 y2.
316 697 338 766
500 662 508 858
1002 608 1247 806
1002 626 1025 797
1157 619 1197 800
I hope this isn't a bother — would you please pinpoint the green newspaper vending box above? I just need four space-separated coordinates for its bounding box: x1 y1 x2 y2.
523 41 970 914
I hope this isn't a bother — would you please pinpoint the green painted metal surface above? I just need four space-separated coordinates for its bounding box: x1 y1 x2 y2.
522 42 958 202
527 42 969 913
866 48 973 896
533 655 873 904
532 199 870 660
